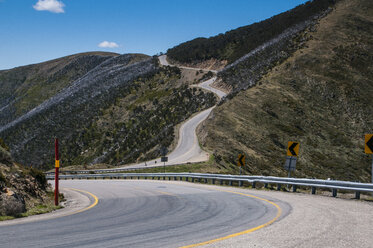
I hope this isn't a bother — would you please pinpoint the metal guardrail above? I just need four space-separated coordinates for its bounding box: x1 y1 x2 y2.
46 172 373 199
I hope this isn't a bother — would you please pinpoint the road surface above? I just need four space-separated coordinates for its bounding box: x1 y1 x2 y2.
0 180 287 248
3 180 372 247
109 55 226 170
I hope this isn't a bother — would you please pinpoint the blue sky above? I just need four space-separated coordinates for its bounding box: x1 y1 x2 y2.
0 0 308 70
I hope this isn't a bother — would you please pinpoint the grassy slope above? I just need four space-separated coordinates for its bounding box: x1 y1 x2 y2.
167 0 336 65
0 145 59 219
66 65 216 167
199 0 373 182
0 52 119 124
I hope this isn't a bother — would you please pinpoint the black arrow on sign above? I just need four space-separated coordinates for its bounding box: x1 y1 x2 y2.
367 136 373 153
289 143 298 156
238 154 245 166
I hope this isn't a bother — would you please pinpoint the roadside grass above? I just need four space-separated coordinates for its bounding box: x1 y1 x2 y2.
0 191 64 222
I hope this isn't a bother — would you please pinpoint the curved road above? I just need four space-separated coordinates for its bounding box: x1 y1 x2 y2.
0 180 286 248
110 55 226 170
3 180 372 247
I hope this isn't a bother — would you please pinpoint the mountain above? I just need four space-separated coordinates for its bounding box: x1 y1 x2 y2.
0 52 120 126
167 0 337 69
0 53 216 169
198 0 373 182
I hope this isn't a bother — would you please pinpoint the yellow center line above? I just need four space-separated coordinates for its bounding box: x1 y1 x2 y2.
180 188 282 248
62 187 99 215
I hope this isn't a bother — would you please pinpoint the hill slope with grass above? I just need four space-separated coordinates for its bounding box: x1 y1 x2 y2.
167 0 337 68
0 53 216 169
0 52 119 126
0 141 54 219
198 0 373 182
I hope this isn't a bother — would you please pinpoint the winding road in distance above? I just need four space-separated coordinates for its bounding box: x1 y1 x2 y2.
109 55 226 171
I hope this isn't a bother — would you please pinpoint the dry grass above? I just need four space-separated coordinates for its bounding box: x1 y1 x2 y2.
200 0 373 182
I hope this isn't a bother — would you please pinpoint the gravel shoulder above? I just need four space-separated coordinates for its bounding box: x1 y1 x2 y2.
0 186 92 226
196 184 373 248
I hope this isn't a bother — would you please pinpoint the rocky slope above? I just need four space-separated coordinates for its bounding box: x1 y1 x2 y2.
0 142 49 217
199 0 373 182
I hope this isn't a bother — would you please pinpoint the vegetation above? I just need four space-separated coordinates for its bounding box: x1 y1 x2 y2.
167 0 337 65
199 0 373 182
0 146 55 218
0 52 119 126
0 55 216 169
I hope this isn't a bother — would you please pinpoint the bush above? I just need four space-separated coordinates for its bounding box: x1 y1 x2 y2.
28 168 47 189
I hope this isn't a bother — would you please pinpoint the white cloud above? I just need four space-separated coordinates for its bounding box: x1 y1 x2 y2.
98 41 119 48
33 0 65 13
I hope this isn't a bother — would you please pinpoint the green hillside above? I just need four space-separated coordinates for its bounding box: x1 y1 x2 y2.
199 0 373 182
0 54 216 169
0 52 119 126
167 0 337 65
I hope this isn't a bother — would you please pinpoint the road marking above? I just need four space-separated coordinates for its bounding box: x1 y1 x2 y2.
64 188 99 214
180 188 282 248
157 190 176 196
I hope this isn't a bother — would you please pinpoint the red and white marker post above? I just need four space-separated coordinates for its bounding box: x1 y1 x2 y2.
54 138 60 206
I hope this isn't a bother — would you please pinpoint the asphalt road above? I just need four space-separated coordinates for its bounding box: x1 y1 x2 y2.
0 180 287 248
159 55 218 73
110 56 226 170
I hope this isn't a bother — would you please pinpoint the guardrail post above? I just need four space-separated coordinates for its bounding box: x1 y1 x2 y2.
264 183 268 188
252 181 256 188
277 184 281 191
220 180 223 185
174 176 177 181
152 176 155 180
332 189 337 197
185 177 189 182
212 179 215 184
204 178 207 183
355 191 361 199
292 185 297 192
168 177 171 180
238 181 242 187
192 177 195 182
311 187 316 194
229 181 232 186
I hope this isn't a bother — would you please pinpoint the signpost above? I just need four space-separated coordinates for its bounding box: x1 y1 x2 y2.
285 141 300 178
237 154 245 175
161 147 168 173
54 138 59 206
365 134 373 184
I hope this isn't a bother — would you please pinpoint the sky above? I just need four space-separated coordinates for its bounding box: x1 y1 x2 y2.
0 0 308 70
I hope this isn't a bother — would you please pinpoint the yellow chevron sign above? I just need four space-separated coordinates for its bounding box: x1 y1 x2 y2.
287 142 300 157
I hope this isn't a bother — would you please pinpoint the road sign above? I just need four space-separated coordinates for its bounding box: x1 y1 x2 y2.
161 156 168 162
237 154 245 167
365 134 373 154
284 156 297 171
287 142 300 157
